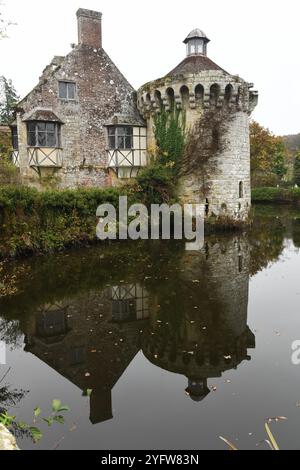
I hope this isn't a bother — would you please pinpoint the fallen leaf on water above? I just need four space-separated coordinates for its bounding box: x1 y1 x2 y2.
267 416 287 423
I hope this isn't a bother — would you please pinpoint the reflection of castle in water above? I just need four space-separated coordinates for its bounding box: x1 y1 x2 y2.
24 235 255 422
142 237 255 401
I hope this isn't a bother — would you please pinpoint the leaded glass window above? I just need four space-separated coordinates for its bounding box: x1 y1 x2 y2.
108 126 133 150
27 122 61 148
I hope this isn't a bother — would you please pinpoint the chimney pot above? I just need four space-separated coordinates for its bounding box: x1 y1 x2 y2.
76 8 102 48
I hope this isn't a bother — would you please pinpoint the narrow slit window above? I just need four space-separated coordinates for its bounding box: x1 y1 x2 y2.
205 199 209 217
239 181 244 199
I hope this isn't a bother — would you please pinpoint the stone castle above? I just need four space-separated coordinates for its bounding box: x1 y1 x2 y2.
10 8 258 221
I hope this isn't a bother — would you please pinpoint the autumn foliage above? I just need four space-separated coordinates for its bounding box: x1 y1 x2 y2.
250 121 288 187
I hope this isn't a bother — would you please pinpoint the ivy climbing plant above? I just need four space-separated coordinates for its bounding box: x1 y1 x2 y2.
135 107 186 206
153 107 186 171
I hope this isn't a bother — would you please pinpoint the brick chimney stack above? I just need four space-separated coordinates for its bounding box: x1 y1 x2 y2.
77 8 102 49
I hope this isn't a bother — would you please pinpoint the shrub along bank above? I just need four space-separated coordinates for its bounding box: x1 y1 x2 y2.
0 186 125 257
0 173 178 258
252 187 300 204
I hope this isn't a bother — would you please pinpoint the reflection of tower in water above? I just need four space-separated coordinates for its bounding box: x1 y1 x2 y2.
142 235 255 402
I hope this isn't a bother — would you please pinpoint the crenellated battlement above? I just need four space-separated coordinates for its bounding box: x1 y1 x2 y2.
137 72 258 118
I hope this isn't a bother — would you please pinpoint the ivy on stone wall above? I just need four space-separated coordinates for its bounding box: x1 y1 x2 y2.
181 108 234 196
153 107 186 170
135 108 186 207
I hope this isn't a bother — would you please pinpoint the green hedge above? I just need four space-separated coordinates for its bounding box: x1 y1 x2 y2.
252 187 300 203
0 185 126 257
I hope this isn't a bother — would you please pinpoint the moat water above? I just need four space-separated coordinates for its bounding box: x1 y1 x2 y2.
1 204 300 450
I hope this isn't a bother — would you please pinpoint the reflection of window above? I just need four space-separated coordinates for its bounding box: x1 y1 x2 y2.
11 126 18 150
27 122 61 147
59 81 76 100
36 310 67 338
69 346 86 366
112 299 136 323
108 126 133 150
111 284 149 322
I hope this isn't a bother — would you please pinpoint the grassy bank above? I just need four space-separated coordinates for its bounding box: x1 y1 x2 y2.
252 187 300 204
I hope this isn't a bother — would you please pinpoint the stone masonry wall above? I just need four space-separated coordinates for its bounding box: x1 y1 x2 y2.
138 70 258 222
17 44 141 189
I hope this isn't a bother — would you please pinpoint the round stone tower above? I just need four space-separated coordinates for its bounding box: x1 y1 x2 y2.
137 29 258 222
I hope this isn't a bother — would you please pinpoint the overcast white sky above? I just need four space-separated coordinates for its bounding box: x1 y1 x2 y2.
0 0 299 135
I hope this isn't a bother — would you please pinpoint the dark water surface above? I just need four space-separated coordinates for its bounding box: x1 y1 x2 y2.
1 204 300 450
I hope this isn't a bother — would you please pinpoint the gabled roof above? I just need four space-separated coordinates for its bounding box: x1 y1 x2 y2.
23 109 64 123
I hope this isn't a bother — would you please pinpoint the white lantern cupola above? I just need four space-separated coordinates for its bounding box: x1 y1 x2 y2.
183 29 210 57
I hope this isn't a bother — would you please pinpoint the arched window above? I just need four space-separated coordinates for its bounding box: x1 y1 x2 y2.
195 84 204 106
224 84 233 103
210 84 220 106
239 181 244 198
166 88 175 110
154 90 163 110
180 85 189 109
